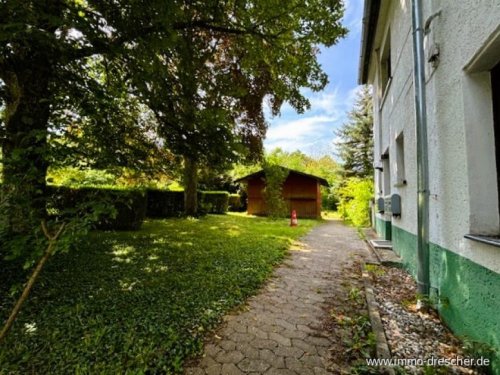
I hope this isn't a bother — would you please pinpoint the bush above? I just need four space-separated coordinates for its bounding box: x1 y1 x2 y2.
147 190 185 218
337 178 373 227
199 191 229 214
97 190 147 230
262 164 289 218
228 194 243 212
48 186 147 231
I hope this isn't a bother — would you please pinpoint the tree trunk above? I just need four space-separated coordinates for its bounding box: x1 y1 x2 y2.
1 61 52 234
183 156 198 216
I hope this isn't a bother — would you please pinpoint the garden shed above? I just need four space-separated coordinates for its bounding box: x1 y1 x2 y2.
235 168 328 218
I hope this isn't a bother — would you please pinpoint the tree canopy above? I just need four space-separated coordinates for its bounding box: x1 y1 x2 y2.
1 0 348 221
335 86 374 178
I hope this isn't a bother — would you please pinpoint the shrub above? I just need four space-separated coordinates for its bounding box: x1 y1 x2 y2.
262 164 289 218
337 177 373 227
96 189 147 230
48 186 147 231
228 194 243 212
147 190 185 218
199 191 229 214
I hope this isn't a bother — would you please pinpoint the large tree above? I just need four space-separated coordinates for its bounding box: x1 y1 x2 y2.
335 85 374 177
0 0 182 235
131 0 347 215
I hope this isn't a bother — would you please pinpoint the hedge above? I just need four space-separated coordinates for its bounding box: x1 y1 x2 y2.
228 194 244 212
146 190 184 218
48 186 147 231
198 191 229 214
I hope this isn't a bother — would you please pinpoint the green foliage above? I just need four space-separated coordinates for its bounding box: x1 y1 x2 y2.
228 194 244 212
364 264 386 277
461 337 497 374
337 178 374 228
0 214 319 373
146 190 185 218
335 86 374 178
47 167 116 187
198 191 229 215
49 186 147 231
261 163 289 218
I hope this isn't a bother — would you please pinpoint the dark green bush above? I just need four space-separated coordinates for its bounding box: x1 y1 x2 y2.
199 191 229 214
228 194 243 212
146 190 185 218
48 186 147 230
96 189 147 230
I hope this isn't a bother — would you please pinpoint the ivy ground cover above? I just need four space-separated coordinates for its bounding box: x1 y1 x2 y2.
0 213 319 374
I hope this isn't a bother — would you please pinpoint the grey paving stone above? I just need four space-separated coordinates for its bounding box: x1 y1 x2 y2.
237 358 271 373
205 364 222 375
236 343 260 359
220 340 238 351
232 322 248 333
221 363 245 375
264 368 298 375
231 332 256 343
199 355 218 368
284 357 314 375
269 332 292 347
275 318 296 331
272 345 305 359
279 329 308 340
248 326 269 339
250 338 279 350
204 343 222 357
215 350 245 364
299 354 324 368
290 339 318 355
260 349 285 368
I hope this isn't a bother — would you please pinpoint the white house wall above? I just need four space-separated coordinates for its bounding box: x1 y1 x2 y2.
370 0 500 274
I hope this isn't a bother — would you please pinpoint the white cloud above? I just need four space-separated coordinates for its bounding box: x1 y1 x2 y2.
264 84 364 155
308 90 343 117
265 115 339 153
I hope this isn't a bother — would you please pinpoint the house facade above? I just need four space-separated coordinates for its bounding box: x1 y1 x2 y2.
359 0 500 367
235 168 328 218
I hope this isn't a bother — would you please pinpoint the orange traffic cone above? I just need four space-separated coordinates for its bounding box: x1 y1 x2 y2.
290 210 298 227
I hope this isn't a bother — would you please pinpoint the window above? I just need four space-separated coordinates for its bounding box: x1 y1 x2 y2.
395 132 406 186
382 151 391 196
380 29 392 96
462 27 500 241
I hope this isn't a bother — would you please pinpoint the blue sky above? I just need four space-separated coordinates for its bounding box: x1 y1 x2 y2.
264 0 363 157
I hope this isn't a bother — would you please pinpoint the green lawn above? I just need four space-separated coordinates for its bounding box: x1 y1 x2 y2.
0 213 320 374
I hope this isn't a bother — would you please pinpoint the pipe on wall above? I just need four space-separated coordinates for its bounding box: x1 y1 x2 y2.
411 0 430 296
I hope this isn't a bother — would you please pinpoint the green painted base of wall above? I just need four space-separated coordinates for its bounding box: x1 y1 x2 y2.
375 216 392 240
392 225 500 374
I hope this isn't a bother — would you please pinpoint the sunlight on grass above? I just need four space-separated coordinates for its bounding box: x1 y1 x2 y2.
0 213 321 374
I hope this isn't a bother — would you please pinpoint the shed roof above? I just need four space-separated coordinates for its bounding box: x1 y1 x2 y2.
235 167 329 187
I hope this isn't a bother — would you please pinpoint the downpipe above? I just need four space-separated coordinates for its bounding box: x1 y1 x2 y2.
411 0 430 297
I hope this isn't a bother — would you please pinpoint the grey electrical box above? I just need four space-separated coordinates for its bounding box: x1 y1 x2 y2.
391 194 401 217
377 197 385 213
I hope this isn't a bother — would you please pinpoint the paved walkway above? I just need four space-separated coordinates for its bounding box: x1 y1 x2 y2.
185 219 370 375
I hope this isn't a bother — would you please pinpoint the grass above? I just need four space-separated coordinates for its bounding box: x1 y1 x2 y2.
0 213 319 374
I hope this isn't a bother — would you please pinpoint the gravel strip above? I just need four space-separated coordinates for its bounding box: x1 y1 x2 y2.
371 266 482 374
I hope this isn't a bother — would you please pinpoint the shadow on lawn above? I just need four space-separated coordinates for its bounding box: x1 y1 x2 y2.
0 214 318 374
